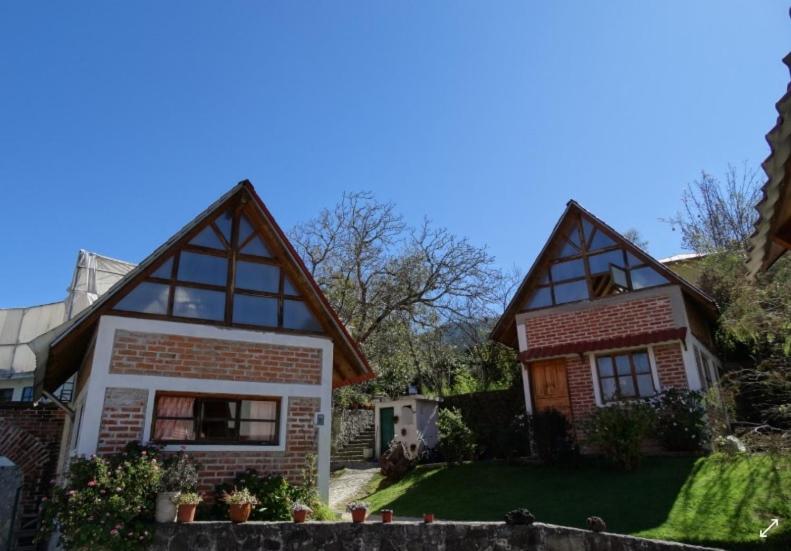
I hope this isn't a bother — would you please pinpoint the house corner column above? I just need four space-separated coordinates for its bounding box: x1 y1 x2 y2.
317 341 334 503
516 323 533 414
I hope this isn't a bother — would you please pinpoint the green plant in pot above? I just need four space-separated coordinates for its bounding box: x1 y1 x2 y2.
175 493 202 523
222 488 259 523
346 501 368 523
156 452 199 523
291 501 312 523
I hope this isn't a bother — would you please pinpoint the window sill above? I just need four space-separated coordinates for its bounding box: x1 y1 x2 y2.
159 443 285 452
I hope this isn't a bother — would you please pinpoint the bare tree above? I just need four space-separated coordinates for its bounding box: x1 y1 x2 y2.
622 229 649 251
664 164 761 253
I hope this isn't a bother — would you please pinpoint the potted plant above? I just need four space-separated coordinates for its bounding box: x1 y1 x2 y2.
347 501 368 523
291 502 312 523
381 509 393 523
156 452 199 523
175 492 202 523
222 488 259 523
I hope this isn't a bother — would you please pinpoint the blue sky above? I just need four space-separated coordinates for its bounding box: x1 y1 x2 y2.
0 2 788 307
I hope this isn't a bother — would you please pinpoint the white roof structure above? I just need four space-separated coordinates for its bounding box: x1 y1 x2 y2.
0 250 135 380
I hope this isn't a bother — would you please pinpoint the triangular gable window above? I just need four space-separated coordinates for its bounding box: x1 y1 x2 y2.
113 207 323 334
522 213 670 311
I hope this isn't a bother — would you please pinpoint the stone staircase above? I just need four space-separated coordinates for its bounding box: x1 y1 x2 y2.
332 424 375 467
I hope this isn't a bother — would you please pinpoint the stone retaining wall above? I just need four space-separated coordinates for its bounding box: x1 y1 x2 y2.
152 521 721 551
331 408 373 453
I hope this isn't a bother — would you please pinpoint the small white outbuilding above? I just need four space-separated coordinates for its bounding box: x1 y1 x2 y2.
374 395 441 459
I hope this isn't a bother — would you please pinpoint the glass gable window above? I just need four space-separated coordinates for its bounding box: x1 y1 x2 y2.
596 350 656 403
152 393 280 445
112 208 325 334
522 214 673 310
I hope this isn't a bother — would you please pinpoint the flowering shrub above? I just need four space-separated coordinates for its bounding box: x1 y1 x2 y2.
213 471 290 520
652 388 708 451
39 442 162 550
160 451 200 492
585 400 655 471
346 501 369 512
175 492 203 506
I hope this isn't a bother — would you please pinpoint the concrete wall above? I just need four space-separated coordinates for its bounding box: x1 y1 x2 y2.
151 521 720 551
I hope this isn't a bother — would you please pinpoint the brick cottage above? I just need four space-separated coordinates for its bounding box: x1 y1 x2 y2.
30 180 374 501
491 201 721 439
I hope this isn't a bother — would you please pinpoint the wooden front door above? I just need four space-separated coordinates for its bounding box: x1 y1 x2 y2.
529 359 572 419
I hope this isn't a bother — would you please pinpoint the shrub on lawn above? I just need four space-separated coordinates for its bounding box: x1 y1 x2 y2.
532 409 575 464
437 407 476 464
586 400 655 470
39 442 162 550
652 388 707 451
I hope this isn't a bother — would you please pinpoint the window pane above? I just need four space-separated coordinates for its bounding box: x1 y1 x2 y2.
626 251 642 267
239 421 276 443
567 223 581 247
588 249 625 274
553 280 588 304
550 259 585 281
240 236 272 257
283 300 322 332
632 352 651 374
151 258 174 279
611 265 629 289
558 240 578 258
157 396 195 417
199 400 237 440
597 356 614 377
615 355 631 375
283 275 299 296
21 387 33 402
233 294 278 327
154 419 195 441
235 261 279 293
618 375 636 397
215 211 233 242
600 378 616 401
115 282 169 314
189 227 225 249
238 215 254 245
173 287 226 321
526 287 553 309
177 252 228 286
539 272 550 285
630 266 668 289
636 374 656 397
582 218 594 243
240 400 277 420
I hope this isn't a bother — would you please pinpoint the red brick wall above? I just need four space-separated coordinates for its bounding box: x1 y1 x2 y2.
0 403 65 550
97 387 148 455
653 343 689 390
189 397 320 495
524 295 675 349
564 356 596 423
109 330 322 385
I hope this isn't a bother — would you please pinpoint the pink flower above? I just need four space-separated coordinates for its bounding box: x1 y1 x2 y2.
41 497 48 502
87 480 97 487
141 451 147 456
110 529 119 536
67 490 76 497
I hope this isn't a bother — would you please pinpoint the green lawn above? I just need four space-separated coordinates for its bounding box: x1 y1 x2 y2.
362 454 790 550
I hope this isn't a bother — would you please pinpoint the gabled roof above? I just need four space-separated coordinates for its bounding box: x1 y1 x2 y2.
33 180 373 396
490 200 718 348
747 52 791 275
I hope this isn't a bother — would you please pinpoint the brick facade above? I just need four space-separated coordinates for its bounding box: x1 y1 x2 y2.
0 403 65 550
653 343 688 389
109 330 322 385
524 295 675 349
97 387 149 455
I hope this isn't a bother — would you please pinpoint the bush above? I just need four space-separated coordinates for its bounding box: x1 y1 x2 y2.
437 407 476 464
159 451 200 492
213 470 293 520
532 409 575 464
652 388 708 451
498 413 532 461
586 401 655 471
39 442 162 550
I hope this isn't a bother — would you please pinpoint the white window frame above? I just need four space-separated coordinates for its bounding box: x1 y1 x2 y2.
589 345 662 407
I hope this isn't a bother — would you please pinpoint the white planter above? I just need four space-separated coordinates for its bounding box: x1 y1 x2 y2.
155 491 180 523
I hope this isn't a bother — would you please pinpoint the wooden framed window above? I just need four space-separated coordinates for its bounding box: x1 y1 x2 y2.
152 393 281 445
595 349 657 403
0 388 13 401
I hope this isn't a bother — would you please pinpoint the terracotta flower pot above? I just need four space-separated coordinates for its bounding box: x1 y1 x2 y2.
292 509 308 523
177 504 197 523
423 513 434 523
229 503 252 523
351 508 367 523
381 510 393 523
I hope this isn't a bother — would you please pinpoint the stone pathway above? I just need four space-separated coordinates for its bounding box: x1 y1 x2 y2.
329 463 379 514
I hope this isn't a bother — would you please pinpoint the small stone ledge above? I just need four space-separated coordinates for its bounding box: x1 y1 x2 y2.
151 521 722 551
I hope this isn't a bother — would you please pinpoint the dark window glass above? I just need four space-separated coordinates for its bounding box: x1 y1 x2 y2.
238 215 255 245
582 218 594 243
588 249 625 274
615 355 631 375
553 280 588 304
538 272 550 285
611 265 629 289
596 349 657 403
21 387 33 402
630 266 668 289
115 282 170 314
232 294 278 327
283 300 322 332
633 352 651 374
240 236 272 257
589 229 617 250
173 287 225 321
0 388 13 401
283 276 299 296
177 252 228 286
550 258 585 282
151 258 174 279
190 227 225 250
235 261 279 293
558 240 579 258
596 356 614 377
618 375 636 397
600 378 616 401
626 251 642 267
567 224 581 247
636 374 655 396
526 287 553 309
215 211 233 242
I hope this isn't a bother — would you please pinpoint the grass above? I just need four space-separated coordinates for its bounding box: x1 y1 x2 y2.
361 454 790 550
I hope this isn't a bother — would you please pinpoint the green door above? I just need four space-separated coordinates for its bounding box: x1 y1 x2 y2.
380 407 395 455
